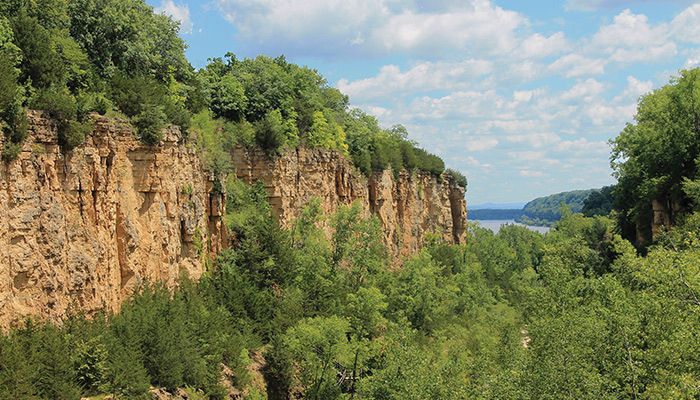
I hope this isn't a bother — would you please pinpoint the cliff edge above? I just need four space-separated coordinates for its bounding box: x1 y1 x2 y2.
0 113 466 326
0 112 225 327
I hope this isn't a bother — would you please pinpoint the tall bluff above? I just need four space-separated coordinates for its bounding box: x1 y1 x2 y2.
0 113 467 326
232 147 467 260
0 112 225 327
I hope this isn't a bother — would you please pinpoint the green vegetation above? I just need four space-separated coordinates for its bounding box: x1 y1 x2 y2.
1 1 698 399
516 189 596 226
611 69 700 244
2 177 698 398
582 185 615 217
196 54 446 177
0 0 454 183
0 0 194 158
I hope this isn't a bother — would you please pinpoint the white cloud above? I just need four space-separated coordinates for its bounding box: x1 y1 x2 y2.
371 2 524 56
506 132 561 148
215 0 526 57
519 169 545 178
671 4 700 43
464 137 499 152
156 0 193 34
337 59 492 101
509 151 546 161
549 54 607 77
615 76 653 102
561 79 605 101
591 9 676 62
516 32 570 59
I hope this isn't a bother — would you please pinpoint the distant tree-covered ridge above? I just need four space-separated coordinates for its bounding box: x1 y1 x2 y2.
469 209 525 220
0 0 465 189
471 187 614 225
514 189 595 226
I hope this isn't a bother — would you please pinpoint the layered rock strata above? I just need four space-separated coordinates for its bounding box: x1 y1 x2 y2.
0 112 224 326
232 147 467 260
0 113 467 326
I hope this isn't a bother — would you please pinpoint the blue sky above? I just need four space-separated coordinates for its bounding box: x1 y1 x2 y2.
148 0 700 204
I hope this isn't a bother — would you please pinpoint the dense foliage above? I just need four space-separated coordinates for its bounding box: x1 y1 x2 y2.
1 174 698 398
0 0 195 158
516 189 595 226
612 69 700 243
582 185 615 217
0 0 455 184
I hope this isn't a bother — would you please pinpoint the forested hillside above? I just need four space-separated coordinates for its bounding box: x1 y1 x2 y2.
0 0 466 188
0 1 699 399
516 189 594 225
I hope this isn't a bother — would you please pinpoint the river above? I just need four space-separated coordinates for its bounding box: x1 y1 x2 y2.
474 219 551 234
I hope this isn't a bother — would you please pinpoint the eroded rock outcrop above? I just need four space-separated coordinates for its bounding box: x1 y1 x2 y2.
232 147 467 260
0 113 466 327
0 112 225 327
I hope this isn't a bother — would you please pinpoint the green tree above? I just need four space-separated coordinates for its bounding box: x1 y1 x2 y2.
210 74 247 121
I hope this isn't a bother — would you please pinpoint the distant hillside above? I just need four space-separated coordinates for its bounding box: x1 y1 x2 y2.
469 209 525 220
516 189 596 226
470 202 527 210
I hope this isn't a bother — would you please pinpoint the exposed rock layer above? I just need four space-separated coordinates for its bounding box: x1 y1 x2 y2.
0 114 466 327
0 112 225 327
232 147 467 260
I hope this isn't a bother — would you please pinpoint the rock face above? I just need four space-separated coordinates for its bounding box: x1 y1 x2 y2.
0 112 225 327
232 147 467 260
0 113 466 327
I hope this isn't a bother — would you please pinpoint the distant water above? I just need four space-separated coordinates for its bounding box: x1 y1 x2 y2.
474 220 550 234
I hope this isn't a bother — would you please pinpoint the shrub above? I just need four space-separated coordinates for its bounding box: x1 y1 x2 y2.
210 74 247 121
76 92 112 118
1 140 21 161
255 109 297 156
30 87 77 122
135 105 166 145
61 120 92 150
445 168 467 189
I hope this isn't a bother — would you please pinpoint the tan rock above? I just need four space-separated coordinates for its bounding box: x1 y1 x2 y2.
232 146 467 262
0 113 467 328
0 111 225 328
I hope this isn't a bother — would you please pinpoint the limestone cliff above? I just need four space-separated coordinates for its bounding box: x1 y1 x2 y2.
0 112 225 327
232 147 467 260
0 114 466 327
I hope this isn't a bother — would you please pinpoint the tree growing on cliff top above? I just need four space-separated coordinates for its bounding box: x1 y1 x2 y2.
611 69 700 243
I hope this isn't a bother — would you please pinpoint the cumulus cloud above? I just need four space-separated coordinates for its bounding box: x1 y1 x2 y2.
464 137 499 152
215 0 526 56
549 54 607 77
337 59 492 101
156 0 193 33
671 3 700 44
515 32 570 59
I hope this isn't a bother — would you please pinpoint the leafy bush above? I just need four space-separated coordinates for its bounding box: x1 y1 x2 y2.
61 120 92 150
445 168 467 189
1 140 21 161
30 87 77 122
135 105 166 145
